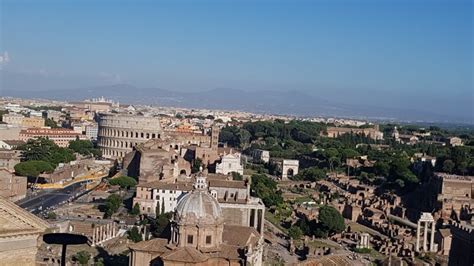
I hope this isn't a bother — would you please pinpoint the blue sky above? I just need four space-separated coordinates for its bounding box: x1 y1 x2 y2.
0 0 472 120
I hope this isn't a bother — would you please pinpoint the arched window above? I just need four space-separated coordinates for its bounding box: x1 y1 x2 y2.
287 168 294 177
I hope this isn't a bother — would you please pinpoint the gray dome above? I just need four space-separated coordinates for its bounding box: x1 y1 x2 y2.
175 190 222 223
175 175 222 224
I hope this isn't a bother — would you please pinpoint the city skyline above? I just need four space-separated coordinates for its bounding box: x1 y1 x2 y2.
1 0 472 122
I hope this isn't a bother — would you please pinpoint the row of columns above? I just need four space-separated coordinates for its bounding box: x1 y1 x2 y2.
91 222 117 246
249 208 265 235
416 218 436 252
357 233 370 249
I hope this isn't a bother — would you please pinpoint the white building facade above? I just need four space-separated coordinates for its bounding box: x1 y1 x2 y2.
216 153 244 175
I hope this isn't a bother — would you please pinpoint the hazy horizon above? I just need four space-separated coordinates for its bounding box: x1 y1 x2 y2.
1 0 472 122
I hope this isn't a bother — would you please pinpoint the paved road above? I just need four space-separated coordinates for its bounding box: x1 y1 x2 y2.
18 182 86 215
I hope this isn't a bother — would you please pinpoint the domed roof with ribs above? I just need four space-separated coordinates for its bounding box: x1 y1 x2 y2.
174 174 222 224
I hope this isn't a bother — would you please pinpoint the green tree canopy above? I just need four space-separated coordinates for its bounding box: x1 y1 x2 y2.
14 160 54 177
191 158 203 173
442 159 455 174
74 251 90 265
288 225 303 240
128 226 143 243
104 194 122 217
250 174 283 207
20 137 75 166
151 212 172 237
318 205 345 235
231 172 243 181
69 139 101 157
130 203 140 216
45 118 60 128
292 167 326 182
109 176 137 189
389 156 418 188
341 148 360 160
374 161 390 177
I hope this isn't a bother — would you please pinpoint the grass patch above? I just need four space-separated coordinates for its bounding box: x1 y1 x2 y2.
265 210 288 234
292 196 314 204
354 247 371 254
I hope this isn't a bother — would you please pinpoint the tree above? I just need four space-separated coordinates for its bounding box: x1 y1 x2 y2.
442 159 455 173
191 158 203 173
104 194 122 217
237 129 251 149
151 212 172 237
20 137 55 161
14 160 54 177
74 251 90 265
45 118 60 128
19 137 75 166
324 148 340 172
374 161 390 177
389 157 418 188
95 258 105 266
109 176 137 189
69 139 101 157
341 148 359 160
231 172 243 181
128 226 143 243
130 203 140 215
288 225 303 240
292 167 326 182
46 212 57 220
318 205 345 235
251 174 283 207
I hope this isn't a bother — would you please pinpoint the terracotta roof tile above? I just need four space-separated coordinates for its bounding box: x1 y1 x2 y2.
222 225 260 247
161 247 208 263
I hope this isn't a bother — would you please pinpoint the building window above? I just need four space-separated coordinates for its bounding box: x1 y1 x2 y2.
187 235 193 244
206 235 212 244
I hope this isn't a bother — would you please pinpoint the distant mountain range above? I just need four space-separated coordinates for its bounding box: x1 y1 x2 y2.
2 84 472 124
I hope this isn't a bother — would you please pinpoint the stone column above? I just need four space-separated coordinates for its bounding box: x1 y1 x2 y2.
430 221 435 252
92 227 96 246
260 208 265 235
416 221 421 252
254 209 258 230
423 222 428 252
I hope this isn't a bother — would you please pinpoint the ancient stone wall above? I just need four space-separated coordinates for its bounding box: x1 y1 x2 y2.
97 113 163 159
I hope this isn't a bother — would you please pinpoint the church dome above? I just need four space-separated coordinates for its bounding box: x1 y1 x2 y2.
175 174 222 224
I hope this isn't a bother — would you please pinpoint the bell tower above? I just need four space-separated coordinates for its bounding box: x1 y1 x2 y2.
210 126 219 149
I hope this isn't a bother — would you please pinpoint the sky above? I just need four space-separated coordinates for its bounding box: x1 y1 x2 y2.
0 0 472 121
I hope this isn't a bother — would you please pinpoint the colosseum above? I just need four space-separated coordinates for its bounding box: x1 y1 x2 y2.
97 113 163 159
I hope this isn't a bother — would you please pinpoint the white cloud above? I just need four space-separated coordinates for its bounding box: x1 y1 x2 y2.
0 51 10 69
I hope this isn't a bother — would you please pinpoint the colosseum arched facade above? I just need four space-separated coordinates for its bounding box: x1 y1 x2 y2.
97 113 163 159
